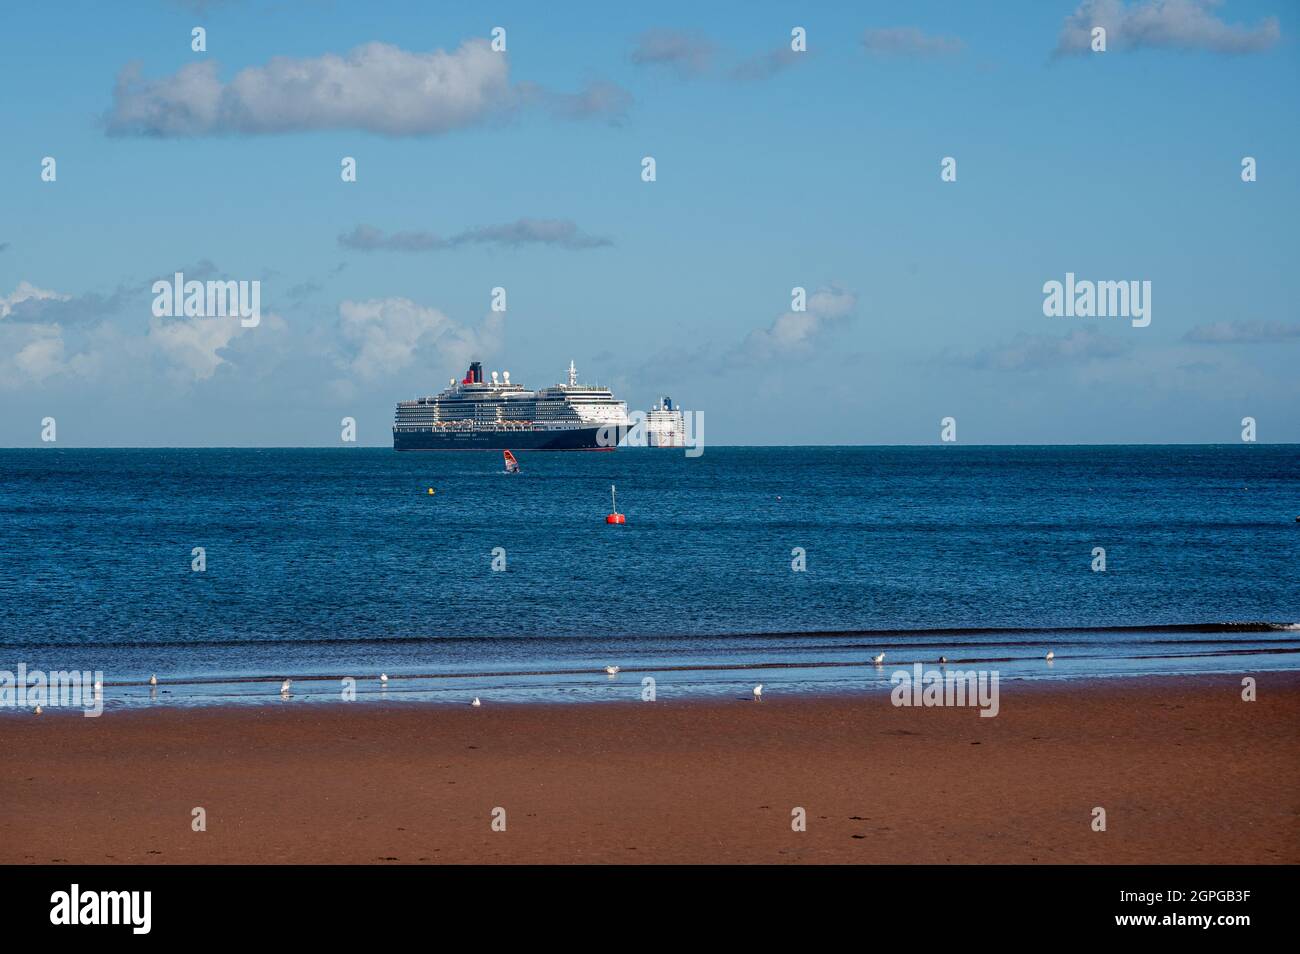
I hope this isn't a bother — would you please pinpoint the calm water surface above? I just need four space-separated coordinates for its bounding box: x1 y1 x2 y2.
0 446 1296 708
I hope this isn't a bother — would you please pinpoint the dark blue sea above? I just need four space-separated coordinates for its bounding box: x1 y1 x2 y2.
1 446 1296 708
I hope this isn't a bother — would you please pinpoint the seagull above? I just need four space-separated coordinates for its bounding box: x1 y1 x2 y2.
280 679 292 695
604 665 620 675
471 697 482 707
873 652 886 665
380 673 389 684
148 674 157 686
34 705 42 715
753 684 763 700
1045 651 1055 662
939 656 948 664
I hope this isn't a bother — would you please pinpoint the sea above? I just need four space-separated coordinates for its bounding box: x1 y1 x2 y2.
0 445 1296 709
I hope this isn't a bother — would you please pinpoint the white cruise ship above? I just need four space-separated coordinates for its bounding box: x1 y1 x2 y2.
646 396 686 448
393 361 630 451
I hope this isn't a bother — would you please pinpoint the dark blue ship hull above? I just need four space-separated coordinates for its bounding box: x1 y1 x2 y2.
393 426 620 451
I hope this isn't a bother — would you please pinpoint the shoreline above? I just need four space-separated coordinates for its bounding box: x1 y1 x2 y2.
6 659 1300 716
4 652 1299 715
4 673 1297 864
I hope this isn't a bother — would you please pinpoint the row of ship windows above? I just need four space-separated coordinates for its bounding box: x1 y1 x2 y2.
396 408 591 416
409 395 620 404
390 428 585 434
396 414 585 421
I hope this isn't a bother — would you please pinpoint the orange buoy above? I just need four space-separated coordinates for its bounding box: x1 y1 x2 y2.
606 483 625 525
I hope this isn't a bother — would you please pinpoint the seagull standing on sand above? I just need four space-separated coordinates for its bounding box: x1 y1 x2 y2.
1045 651 1055 662
604 665 620 676
753 684 763 700
471 697 482 707
873 652 886 666
34 705 42 715
149 674 157 686
280 679 292 695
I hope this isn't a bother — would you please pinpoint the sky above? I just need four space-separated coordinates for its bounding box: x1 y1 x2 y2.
1 0 1297 446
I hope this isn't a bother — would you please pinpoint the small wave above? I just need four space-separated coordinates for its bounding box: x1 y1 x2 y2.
21 645 1300 691
1 620 1297 651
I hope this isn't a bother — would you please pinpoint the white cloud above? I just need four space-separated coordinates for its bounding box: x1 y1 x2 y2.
0 282 97 388
337 298 502 380
628 30 807 83
0 281 70 318
732 47 804 82
1184 319 1300 343
7 328 63 383
862 27 964 57
947 327 1132 372
629 30 715 77
107 39 628 136
525 79 633 121
339 218 613 252
736 287 857 361
1055 0 1281 56
146 315 253 381
0 273 288 389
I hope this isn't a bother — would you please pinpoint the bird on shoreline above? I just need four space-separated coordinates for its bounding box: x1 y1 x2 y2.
604 665 620 676
149 674 157 686
753 684 763 700
280 679 292 695
1045 651 1055 662
380 673 389 684
939 656 948 665
471 697 482 707
34 705 42 715
873 652 885 666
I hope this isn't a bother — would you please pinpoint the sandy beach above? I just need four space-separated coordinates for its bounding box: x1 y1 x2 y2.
2 674 1297 865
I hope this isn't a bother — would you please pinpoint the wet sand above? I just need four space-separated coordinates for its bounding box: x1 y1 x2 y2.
2 674 1297 864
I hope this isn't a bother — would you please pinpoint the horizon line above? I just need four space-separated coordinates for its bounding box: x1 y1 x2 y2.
3 442 1297 451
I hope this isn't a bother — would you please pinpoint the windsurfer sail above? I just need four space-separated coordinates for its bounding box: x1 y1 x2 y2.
503 449 521 474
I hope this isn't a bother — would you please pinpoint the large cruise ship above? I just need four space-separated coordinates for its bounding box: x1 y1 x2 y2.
646 396 686 448
393 360 631 451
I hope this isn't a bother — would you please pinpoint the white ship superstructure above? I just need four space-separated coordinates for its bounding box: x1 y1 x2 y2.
646 396 686 448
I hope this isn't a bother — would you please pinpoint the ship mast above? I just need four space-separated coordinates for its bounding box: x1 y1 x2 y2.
568 360 577 387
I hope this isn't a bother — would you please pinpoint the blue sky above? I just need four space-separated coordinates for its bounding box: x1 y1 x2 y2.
1 0 1296 445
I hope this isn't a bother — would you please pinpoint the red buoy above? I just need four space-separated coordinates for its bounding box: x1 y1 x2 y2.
606 483 625 525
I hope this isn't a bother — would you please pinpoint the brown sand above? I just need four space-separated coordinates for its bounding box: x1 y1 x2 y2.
2 674 1297 864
